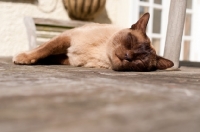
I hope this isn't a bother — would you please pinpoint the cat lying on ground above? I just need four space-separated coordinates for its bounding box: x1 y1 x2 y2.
13 13 174 71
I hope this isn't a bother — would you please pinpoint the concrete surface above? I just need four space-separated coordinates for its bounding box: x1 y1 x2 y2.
0 57 200 132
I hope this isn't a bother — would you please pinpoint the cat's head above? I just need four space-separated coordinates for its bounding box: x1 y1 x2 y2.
108 13 174 71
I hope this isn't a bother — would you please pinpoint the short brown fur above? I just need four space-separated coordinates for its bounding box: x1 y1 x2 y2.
13 13 174 72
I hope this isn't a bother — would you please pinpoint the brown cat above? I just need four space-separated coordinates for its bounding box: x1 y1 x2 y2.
13 13 174 71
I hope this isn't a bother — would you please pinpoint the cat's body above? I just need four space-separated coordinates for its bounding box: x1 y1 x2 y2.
66 23 122 69
13 13 174 71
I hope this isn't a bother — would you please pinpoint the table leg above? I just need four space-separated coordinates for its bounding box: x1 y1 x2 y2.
164 0 187 69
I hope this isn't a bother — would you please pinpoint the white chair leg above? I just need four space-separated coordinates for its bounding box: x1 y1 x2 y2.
164 0 187 69
24 17 37 50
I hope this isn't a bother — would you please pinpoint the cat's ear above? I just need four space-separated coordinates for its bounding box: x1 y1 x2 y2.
131 13 150 33
156 56 174 70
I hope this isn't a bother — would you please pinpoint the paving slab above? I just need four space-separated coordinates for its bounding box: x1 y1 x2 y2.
0 57 200 132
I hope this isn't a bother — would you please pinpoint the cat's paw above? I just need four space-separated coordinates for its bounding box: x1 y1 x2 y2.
13 52 36 65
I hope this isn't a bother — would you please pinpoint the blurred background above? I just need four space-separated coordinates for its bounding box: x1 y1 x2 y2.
0 0 199 62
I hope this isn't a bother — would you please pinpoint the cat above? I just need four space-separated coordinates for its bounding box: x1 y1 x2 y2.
13 13 174 72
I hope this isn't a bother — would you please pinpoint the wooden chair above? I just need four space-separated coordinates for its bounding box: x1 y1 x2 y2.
24 17 89 49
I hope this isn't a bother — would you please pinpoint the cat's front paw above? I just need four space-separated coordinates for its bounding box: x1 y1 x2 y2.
13 52 36 65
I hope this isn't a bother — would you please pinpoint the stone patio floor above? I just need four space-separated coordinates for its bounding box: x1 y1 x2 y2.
0 57 200 132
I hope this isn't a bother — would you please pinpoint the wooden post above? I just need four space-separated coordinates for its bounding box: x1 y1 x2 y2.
164 0 187 69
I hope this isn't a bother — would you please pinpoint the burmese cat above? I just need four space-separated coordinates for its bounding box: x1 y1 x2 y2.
13 13 174 71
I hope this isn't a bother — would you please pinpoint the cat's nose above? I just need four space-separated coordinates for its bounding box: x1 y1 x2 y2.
124 52 133 62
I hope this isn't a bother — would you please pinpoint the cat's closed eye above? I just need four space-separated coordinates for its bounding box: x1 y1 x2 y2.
124 33 137 49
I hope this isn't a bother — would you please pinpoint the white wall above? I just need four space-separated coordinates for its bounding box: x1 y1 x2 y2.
0 0 69 56
0 0 132 56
